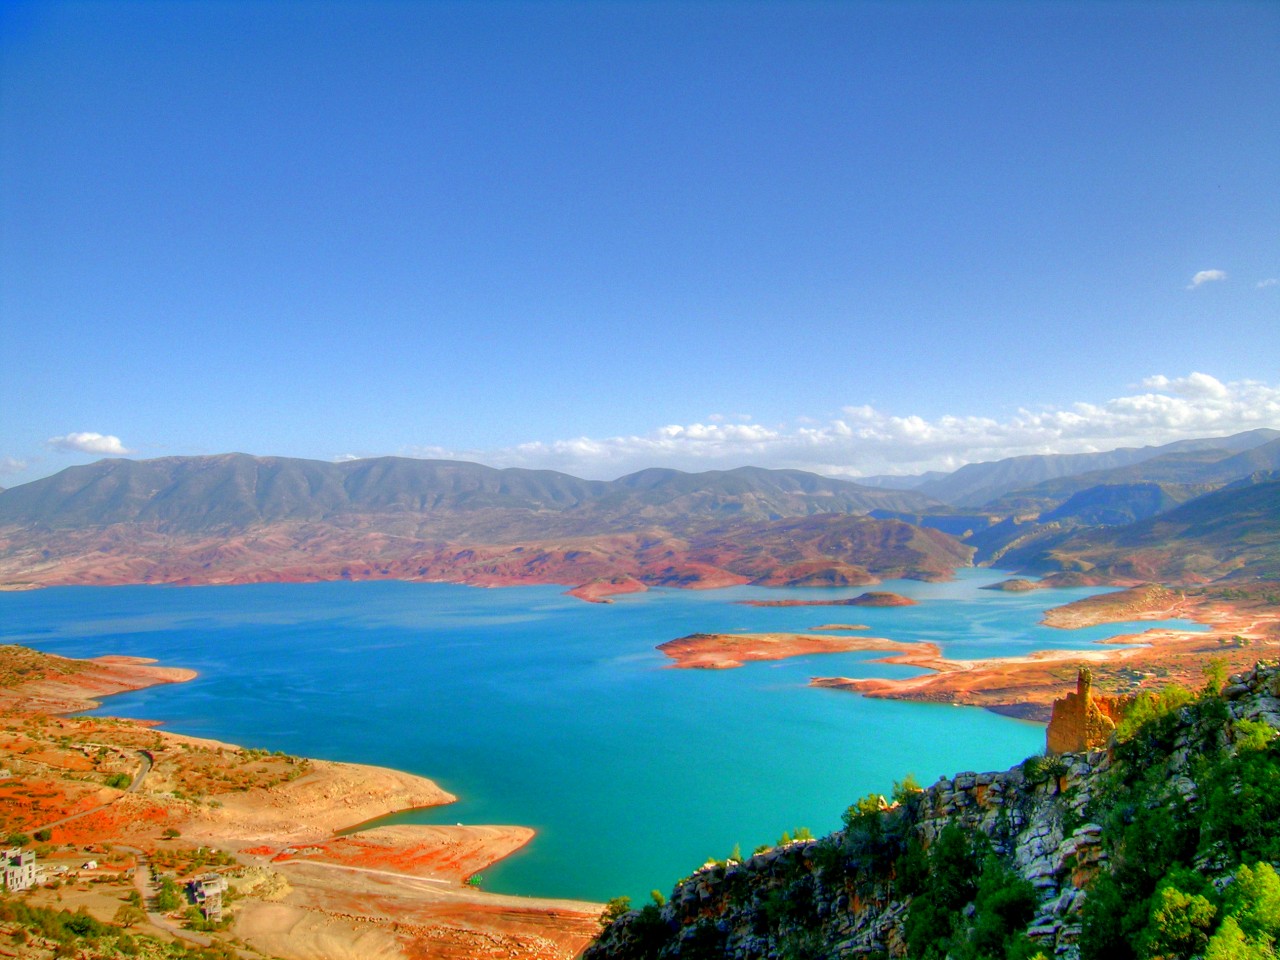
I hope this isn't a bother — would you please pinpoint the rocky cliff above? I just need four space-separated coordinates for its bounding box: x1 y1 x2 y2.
586 660 1280 960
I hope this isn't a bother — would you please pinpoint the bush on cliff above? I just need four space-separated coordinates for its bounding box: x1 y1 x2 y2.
842 789 916 885
1080 687 1280 960
1114 682 1195 742
902 824 1038 960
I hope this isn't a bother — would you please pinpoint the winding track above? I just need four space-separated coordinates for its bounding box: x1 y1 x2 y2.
30 749 153 833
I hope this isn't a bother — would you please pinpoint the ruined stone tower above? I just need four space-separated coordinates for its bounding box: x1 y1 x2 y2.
1045 666 1134 755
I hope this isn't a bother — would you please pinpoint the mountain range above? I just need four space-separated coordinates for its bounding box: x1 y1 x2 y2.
906 428 1280 507
0 454 962 593
1 428 1277 593
0 454 937 536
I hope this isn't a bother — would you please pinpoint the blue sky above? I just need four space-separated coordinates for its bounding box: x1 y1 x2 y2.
2 0 1278 486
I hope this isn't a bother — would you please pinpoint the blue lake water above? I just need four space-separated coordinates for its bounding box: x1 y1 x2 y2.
0 570 1204 903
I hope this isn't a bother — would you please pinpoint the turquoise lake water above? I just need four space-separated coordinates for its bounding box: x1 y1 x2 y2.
0 571 1204 903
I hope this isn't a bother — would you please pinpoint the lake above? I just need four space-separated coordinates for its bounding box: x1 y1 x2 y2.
0 570 1202 902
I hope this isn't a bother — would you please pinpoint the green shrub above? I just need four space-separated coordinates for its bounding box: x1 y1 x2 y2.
1234 719 1276 753
1115 683 1194 742
153 877 182 912
1221 862 1280 944
600 896 631 927
903 825 985 959
1021 754 1067 784
629 902 673 953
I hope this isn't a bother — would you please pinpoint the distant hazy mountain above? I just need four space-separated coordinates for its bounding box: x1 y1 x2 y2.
0 454 953 591
4 437 1278 592
0 454 938 537
1036 482 1196 527
853 471 948 491
983 437 1280 515
914 429 1280 507
998 478 1280 582
866 510 1000 538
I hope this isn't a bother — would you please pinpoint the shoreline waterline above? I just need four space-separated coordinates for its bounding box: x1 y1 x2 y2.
0 572 1215 903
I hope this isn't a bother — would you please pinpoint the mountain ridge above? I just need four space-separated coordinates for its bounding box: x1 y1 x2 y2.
0 453 938 536
0 455 965 593
4 433 1280 593
914 429 1280 507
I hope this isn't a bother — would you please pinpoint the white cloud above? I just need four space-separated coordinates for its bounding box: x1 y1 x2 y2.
1187 269 1227 289
0 457 27 475
1258 278 1279 289
402 373 1280 480
1140 371 1230 399
46 432 133 455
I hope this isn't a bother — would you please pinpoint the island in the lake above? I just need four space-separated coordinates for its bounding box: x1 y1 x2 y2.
658 631 928 670
737 590 918 608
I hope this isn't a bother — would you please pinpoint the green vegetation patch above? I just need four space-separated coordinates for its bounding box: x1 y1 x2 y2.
1080 681 1280 959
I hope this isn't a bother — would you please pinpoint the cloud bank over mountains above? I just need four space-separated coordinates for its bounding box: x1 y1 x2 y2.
13 374 1280 488
400 373 1280 480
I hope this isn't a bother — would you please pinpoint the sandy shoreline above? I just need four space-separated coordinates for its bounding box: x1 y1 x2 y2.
0 646 603 959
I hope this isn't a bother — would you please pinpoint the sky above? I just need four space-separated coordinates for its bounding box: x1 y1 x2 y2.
2 0 1278 487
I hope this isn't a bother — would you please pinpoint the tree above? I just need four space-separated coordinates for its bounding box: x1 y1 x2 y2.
1225 863 1280 945
153 877 182 912
893 773 922 804
1205 917 1277 960
113 904 146 928
601 896 631 927
1143 883 1217 959
1203 658 1230 696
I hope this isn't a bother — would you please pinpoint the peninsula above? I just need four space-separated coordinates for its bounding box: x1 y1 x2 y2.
810 585 1279 720
0 645 602 960
646 584 1280 720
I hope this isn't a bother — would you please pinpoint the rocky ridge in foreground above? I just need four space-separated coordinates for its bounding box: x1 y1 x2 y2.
587 660 1280 960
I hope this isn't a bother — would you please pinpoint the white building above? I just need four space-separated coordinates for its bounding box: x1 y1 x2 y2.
2 848 37 892
190 873 227 921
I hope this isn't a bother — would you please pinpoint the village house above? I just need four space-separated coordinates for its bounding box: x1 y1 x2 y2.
189 873 227 921
2 848 38 892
